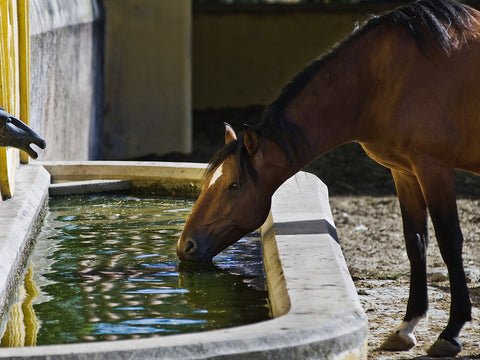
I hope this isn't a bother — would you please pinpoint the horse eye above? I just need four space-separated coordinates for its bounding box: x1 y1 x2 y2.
228 182 239 191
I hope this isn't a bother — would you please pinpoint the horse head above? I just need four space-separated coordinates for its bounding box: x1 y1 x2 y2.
177 123 277 262
0 107 46 158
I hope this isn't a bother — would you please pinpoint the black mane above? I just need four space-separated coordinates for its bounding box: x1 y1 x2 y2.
372 0 477 54
207 0 478 179
206 139 259 182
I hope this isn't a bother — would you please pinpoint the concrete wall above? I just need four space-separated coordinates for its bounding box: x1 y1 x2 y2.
29 0 104 161
102 0 192 160
28 0 191 161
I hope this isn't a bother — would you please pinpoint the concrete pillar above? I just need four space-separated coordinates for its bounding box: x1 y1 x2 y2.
102 0 192 159
29 0 104 161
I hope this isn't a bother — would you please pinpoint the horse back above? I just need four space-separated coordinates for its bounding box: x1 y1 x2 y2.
359 8 480 175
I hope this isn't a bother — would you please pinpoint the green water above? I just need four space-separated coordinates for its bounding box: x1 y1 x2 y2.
16 195 270 345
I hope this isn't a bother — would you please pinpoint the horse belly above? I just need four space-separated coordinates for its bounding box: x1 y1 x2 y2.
378 56 480 175
456 149 480 176
452 89 480 174
446 42 480 173
360 142 415 174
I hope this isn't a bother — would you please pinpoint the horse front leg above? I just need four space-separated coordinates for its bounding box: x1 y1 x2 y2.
381 170 429 351
414 162 471 357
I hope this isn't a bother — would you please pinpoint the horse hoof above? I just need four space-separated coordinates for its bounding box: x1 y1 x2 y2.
380 330 416 351
427 338 462 358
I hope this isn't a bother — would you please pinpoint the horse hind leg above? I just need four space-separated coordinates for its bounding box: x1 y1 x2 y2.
381 170 429 351
414 162 471 357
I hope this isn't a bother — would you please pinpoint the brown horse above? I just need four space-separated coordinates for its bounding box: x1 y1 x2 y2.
177 0 480 357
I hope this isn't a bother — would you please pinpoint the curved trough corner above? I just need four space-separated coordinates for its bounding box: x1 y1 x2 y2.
260 171 368 359
0 162 367 360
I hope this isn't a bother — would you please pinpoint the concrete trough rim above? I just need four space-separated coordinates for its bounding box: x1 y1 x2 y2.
0 161 367 359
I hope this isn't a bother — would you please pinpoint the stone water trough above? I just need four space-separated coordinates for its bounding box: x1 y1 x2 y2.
0 161 367 359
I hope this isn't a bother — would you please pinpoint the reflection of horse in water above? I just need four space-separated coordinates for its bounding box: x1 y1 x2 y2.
177 261 270 328
177 0 480 356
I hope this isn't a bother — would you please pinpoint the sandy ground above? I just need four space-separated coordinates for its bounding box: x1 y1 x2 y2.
158 107 480 359
332 195 480 359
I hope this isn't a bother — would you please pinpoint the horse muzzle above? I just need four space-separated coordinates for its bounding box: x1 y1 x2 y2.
176 237 214 263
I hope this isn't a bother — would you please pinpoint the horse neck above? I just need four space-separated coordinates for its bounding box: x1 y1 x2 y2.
282 29 382 172
257 27 393 193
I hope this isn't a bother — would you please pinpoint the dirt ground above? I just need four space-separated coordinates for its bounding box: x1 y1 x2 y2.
157 107 480 359
332 195 480 359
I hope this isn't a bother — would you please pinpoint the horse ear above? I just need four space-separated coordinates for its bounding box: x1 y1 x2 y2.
224 122 237 144
243 124 259 157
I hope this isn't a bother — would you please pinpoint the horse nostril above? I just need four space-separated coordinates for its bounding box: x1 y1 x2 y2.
185 239 197 254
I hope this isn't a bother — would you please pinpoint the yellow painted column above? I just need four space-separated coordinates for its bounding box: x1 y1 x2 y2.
0 0 28 199
18 0 30 164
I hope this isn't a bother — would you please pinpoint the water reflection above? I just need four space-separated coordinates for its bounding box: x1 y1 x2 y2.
1 264 39 347
0 195 270 347
179 261 270 327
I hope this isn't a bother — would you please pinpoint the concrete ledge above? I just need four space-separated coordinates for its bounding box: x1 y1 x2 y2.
0 163 367 359
0 165 50 319
40 161 207 198
49 180 132 196
39 161 207 182
261 172 367 358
